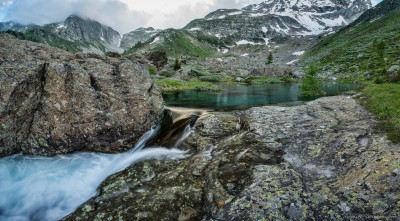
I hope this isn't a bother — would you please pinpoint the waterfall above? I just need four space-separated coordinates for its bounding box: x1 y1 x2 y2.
0 107 205 221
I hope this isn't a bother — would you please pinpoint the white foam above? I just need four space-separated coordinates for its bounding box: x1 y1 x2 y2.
0 148 188 221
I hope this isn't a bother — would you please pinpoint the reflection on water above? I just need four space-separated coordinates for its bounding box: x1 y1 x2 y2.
163 82 359 110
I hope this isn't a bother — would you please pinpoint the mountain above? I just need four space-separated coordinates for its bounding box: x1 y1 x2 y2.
120 27 161 51
125 0 372 63
53 15 122 53
184 0 372 46
124 29 215 58
1 15 122 54
301 0 400 78
0 21 36 32
348 0 400 26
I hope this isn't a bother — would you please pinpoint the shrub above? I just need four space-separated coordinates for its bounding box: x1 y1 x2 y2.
159 69 175 77
300 65 324 97
173 58 181 71
148 65 157 75
199 74 223 82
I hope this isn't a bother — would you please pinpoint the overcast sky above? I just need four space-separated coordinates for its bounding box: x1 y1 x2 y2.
0 0 383 34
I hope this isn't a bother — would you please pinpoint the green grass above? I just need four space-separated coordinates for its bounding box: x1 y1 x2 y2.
244 76 292 84
302 10 400 79
126 29 215 58
155 78 221 92
362 83 400 143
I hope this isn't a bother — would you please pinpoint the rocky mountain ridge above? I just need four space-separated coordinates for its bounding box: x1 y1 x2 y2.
54 15 122 53
0 15 123 54
185 0 372 46
300 0 400 78
120 27 161 51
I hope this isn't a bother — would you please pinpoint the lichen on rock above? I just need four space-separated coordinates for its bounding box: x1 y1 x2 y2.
64 95 400 220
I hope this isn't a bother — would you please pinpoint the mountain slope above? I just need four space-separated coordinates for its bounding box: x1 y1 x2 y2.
185 0 372 46
301 0 400 78
1 15 122 54
125 29 215 58
120 27 161 51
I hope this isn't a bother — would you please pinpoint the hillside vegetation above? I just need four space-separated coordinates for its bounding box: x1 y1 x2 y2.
303 9 400 79
301 4 400 143
125 29 215 58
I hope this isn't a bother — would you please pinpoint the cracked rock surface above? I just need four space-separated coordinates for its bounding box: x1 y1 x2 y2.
65 96 400 220
0 34 163 156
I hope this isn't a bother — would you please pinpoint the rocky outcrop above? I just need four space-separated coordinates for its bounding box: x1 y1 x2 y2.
64 96 399 220
57 15 123 53
251 64 293 77
120 27 161 51
0 34 163 156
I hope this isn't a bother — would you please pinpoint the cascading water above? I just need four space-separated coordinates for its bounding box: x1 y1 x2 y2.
0 108 204 221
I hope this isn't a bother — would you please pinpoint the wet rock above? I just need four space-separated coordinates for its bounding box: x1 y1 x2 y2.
65 96 399 220
0 34 163 156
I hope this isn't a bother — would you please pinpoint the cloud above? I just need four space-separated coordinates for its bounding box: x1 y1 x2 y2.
1 0 261 33
3 0 152 33
371 0 382 6
0 0 13 8
2 0 375 34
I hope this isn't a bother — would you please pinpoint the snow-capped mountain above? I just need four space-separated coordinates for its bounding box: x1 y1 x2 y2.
185 0 372 45
120 27 161 50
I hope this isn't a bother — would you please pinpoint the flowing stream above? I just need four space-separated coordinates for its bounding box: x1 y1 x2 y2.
0 82 358 221
0 108 198 221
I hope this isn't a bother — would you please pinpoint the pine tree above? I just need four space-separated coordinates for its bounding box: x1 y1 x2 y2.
267 52 273 64
173 58 181 71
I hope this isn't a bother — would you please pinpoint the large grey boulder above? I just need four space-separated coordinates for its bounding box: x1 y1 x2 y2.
0 34 163 156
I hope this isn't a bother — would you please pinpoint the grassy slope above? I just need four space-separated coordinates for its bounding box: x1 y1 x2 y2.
303 10 400 78
125 29 215 58
363 83 400 143
4 26 112 53
302 8 400 143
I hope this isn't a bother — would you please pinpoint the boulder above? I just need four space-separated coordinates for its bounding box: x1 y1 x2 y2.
387 65 400 74
147 50 168 69
387 65 400 82
0 34 163 156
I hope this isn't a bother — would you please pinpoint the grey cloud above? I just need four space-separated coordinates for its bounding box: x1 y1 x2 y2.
4 0 261 33
5 0 151 33
0 0 13 8
151 0 261 29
